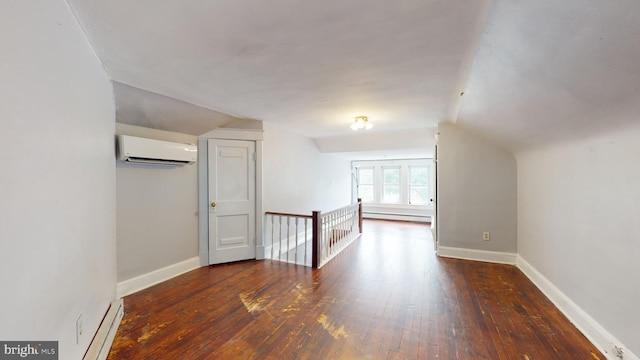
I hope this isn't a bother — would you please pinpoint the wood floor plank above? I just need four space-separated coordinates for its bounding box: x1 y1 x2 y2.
108 220 603 360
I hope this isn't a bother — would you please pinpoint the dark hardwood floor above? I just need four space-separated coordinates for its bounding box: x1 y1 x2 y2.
108 220 602 359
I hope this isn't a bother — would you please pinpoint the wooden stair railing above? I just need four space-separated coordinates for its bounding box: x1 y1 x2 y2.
264 199 363 268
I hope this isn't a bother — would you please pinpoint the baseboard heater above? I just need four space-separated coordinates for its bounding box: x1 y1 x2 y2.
84 299 124 360
363 212 431 223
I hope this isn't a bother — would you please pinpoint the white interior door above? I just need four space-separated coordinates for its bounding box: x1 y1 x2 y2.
208 139 256 264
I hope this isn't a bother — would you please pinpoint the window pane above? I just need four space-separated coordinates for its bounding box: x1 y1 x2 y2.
410 186 429 205
357 168 375 202
409 166 429 205
383 168 400 184
410 167 428 185
359 184 374 202
383 185 400 203
382 167 400 203
358 168 373 185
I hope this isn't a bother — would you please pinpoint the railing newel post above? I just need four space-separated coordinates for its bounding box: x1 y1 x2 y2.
312 211 321 269
294 218 299 265
304 218 308 266
358 198 363 234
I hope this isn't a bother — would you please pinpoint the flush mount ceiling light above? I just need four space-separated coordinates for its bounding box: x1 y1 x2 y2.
350 116 374 131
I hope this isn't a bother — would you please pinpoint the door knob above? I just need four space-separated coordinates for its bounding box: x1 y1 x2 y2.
210 202 217 208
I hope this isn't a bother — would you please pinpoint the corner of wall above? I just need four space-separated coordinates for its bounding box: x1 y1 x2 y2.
117 257 201 298
436 122 517 254
115 124 199 283
438 246 516 264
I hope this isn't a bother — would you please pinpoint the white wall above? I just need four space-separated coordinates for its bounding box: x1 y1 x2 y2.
0 1 116 359
517 123 640 357
263 122 352 214
115 123 198 282
437 122 518 254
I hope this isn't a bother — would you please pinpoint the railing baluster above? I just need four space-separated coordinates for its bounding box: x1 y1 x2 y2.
270 215 274 260
339 210 342 248
340 209 344 246
328 214 332 258
330 213 334 255
332 212 336 254
324 215 327 260
286 216 290 263
353 206 358 238
278 215 283 261
322 215 327 261
328 214 331 257
294 218 299 265
346 209 350 242
304 218 308 266
338 210 341 245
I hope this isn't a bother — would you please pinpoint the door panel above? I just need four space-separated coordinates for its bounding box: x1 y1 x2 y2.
208 139 256 264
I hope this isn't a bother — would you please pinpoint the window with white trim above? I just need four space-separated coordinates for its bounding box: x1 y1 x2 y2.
357 167 374 203
382 167 401 204
409 166 429 205
353 159 432 207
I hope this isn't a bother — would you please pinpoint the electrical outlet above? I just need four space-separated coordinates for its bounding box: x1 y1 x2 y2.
482 232 490 241
76 314 83 344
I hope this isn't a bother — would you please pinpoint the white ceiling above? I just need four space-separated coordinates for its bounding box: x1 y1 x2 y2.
69 0 640 153
458 0 640 151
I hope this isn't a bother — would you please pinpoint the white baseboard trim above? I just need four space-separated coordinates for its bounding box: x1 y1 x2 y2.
84 299 124 360
516 256 638 360
437 246 516 265
117 257 201 298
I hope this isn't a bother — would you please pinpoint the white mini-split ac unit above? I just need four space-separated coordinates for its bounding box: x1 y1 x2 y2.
116 135 197 165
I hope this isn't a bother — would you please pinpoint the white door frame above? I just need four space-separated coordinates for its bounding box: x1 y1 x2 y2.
197 128 264 266
432 144 438 251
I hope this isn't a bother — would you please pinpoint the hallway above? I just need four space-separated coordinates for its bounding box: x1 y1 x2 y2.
108 220 601 359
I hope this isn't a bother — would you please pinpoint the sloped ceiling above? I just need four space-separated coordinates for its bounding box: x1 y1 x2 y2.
113 82 240 135
458 0 640 151
69 0 640 153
